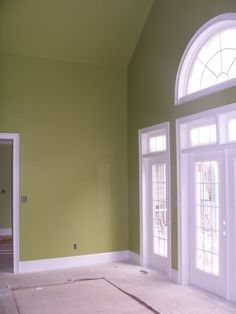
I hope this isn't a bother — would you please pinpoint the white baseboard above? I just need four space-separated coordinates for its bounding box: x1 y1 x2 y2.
19 250 130 273
171 268 179 283
0 228 12 236
129 251 140 265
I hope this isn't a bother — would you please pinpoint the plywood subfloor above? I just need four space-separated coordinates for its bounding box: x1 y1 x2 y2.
0 262 236 314
13 279 156 314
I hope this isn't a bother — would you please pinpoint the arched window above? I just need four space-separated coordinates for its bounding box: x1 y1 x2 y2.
176 14 236 104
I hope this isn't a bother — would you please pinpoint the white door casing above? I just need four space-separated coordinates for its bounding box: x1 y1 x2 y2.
0 133 19 273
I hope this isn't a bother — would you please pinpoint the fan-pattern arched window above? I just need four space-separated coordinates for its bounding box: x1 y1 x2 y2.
176 14 236 104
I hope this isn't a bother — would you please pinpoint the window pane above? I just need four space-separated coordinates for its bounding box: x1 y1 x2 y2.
187 60 205 94
184 28 236 98
200 68 217 90
152 163 167 257
149 135 166 152
190 128 199 146
228 58 236 78
221 49 236 73
194 161 219 276
198 33 221 64
228 118 236 141
207 52 222 76
220 28 236 50
190 124 217 146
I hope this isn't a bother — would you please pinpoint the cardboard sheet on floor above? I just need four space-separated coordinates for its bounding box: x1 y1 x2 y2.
13 279 155 314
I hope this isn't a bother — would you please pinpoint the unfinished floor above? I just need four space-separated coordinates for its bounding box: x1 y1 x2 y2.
0 262 236 314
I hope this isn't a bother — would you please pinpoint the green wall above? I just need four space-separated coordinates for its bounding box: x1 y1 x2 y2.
0 54 128 261
0 143 12 229
128 0 236 269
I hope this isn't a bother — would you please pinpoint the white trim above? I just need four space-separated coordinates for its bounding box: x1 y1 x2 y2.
0 139 12 145
138 122 169 135
176 121 189 285
166 123 172 280
171 269 179 284
175 13 236 105
129 251 140 265
139 122 172 278
176 120 183 285
0 133 19 274
19 250 130 273
177 77 236 105
177 102 236 124
0 228 12 236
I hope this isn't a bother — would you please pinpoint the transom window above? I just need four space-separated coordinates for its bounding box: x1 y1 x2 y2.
190 124 217 147
179 106 236 150
149 135 166 152
176 14 236 104
228 118 236 141
188 29 236 94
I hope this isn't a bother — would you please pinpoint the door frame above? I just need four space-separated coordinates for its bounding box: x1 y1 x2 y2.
188 151 226 298
176 102 236 301
226 150 236 303
0 133 19 273
139 122 171 279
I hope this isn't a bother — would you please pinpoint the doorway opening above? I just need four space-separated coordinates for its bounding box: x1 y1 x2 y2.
0 133 19 273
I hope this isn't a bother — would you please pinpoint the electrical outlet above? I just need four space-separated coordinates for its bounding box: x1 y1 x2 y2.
73 243 77 250
21 196 28 203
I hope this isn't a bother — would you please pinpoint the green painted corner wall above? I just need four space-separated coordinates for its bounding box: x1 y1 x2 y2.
128 0 236 269
0 144 12 229
0 54 128 261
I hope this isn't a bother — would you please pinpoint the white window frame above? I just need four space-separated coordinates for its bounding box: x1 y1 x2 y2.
175 13 236 105
176 102 236 302
139 122 172 278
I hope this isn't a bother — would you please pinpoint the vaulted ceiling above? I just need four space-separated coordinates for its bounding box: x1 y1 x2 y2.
0 0 153 66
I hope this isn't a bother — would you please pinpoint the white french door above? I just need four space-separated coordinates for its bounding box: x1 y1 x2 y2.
139 122 171 275
177 104 236 301
147 157 168 271
189 152 226 297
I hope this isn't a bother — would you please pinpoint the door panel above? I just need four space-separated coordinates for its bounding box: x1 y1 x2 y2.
152 162 167 257
194 160 219 276
149 158 168 271
189 153 226 298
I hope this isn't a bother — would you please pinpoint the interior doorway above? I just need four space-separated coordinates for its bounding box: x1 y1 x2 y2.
0 139 13 272
0 133 19 273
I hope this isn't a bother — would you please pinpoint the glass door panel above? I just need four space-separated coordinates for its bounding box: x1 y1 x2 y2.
189 153 226 298
194 161 219 276
152 163 167 257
